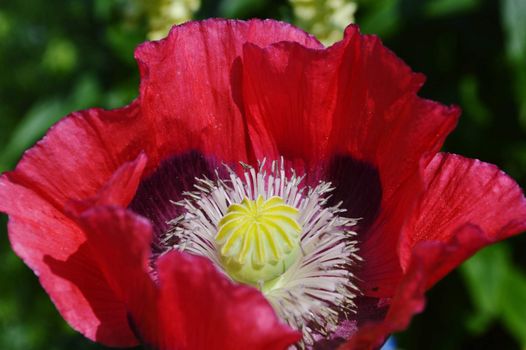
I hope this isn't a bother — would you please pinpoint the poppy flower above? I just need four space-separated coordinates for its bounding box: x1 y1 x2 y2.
1 19 525 350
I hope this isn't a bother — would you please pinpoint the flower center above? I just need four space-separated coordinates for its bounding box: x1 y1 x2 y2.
166 159 360 346
215 195 301 286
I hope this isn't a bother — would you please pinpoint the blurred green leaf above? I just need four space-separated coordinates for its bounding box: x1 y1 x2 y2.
424 0 481 17
462 242 526 347
461 244 509 333
459 75 491 127
501 268 526 348
42 38 78 74
104 82 138 109
0 76 101 172
106 24 145 65
358 0 400 37
94 0 115 20
219 0 267 18
501 0 526 61
0 99 67 171
0 10 12 39
501 0 526 129
505 142 526 182
70 76 102 107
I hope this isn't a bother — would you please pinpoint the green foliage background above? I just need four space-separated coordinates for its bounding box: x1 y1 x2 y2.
0 0 525 349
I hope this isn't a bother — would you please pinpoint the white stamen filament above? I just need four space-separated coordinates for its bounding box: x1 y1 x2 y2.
164 159 361 346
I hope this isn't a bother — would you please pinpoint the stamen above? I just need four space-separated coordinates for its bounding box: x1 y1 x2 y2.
165 159 360 346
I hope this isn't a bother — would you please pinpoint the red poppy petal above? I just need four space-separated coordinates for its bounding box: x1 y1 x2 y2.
68 152 148 215
332 30 460 296
88 152 148 207
346 154 526 348
149 251 301 350
76 206 158 337
135 19 322 164
241 41 333 163
241 25 460 297
0 177 139 346
242 25 458 164
5 102 149 209
0 153 151 346
343 225 487 350
399 153 526 284
345 154 526 348
73 206 300 350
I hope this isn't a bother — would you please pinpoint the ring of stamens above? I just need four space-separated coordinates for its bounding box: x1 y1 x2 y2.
166 160 360 346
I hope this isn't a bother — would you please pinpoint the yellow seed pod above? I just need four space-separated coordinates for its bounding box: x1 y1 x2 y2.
216 195 302 286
